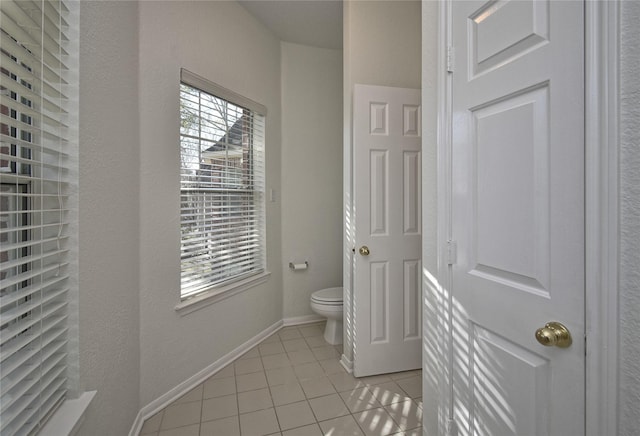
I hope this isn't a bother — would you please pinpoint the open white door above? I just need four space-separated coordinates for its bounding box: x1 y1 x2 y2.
448 1 585 434
353 84 422 377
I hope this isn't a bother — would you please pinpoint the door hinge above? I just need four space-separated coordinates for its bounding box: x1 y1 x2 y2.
447 240 457 265
447 46 455 73
585 334 588 357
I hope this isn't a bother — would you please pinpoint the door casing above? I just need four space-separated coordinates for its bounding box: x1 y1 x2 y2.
424 0 621 435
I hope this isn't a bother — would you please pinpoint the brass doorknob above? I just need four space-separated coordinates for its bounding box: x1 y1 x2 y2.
535 322 572 348
359 246 370 256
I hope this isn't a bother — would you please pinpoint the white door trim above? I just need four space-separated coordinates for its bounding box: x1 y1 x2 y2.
427 1 620 435
584 1 620 435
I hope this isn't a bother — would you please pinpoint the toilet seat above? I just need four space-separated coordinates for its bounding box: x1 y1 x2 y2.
310 286 343 345
311 287 343 304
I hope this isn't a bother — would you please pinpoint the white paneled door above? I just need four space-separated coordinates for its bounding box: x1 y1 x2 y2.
353 84 422 377
449 1 584 435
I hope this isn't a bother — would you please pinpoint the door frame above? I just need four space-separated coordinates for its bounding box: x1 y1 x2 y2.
426 1 620 435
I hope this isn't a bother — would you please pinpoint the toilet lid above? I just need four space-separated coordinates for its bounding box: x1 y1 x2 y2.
311 287 343 303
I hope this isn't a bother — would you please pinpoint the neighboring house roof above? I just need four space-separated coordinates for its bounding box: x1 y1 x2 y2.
202 115 247 161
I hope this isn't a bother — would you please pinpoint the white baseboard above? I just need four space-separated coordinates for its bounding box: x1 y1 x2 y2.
282 314 324 326
128 319 283 436
340 354 353 374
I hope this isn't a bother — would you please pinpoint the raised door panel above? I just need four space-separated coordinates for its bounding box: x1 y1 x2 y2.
468 324 550 436
470 84 550 296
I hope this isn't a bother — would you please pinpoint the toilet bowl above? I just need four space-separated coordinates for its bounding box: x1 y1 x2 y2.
310 287 343 345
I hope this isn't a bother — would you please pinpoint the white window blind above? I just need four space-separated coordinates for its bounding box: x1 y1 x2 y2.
0 1 74 434
179 69 266 300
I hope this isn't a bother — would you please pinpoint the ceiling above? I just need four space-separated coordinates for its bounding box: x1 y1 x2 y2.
238 0 343 50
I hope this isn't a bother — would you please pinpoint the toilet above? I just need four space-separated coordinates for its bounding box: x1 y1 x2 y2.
310 287 343 345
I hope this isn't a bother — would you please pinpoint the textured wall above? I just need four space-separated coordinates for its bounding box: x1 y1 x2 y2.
137 1 283 406
78 1 141 434
281 42 343 318
618 0 640 433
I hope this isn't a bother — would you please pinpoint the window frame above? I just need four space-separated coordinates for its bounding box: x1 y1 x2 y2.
177 69 269 313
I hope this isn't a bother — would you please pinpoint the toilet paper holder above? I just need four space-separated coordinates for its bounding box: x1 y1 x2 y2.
289 261 309 271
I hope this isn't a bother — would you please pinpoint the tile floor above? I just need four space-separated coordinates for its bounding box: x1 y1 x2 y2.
139 323 423 436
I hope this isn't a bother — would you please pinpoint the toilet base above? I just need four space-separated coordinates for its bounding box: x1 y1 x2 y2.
323 319 343 345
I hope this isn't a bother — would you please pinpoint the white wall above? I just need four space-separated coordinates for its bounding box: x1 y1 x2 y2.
280 42 343 319
618 0 640 433
78 1 141 434
137 1 283 406
342 0 422 368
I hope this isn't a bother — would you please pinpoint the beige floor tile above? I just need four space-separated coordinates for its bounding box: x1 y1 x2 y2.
275 400 317 431
262 353 292 370
307 393 350 421
384 399 423 431
201 394 238 422
144 332 423 436
367 381 412 406
359 374 393 387
266 367 299 386
199 416 240 436
395 376 422 398
238 387 274 413
234 357 264 375
239 347 261 360
318 415 365 436
288 349 317 365
210 365 235 380
317 359 345 375
262 334 282 344
270 382 306 406
158 423 200 436
311 346 340 361
390 428 422 436
300 376 337 399
160 401 202 430
279 328 303 341
327 372 365 393
281 423 323 436
172 385 203 405
293 362 324 380
283 338 311 352
339 387 382 413
299 325 324 338
304 336 330 349
352 407 401 436
237 371 268 392
260 342 286 356
140 411 163 434
203 375 236 399
239 408 280 436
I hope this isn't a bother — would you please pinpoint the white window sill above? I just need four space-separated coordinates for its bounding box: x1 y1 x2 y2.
175 271 271 316
40 391 96 436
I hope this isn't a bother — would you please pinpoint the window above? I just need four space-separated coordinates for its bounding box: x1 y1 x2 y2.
179 69 267 300
0 1 76 434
